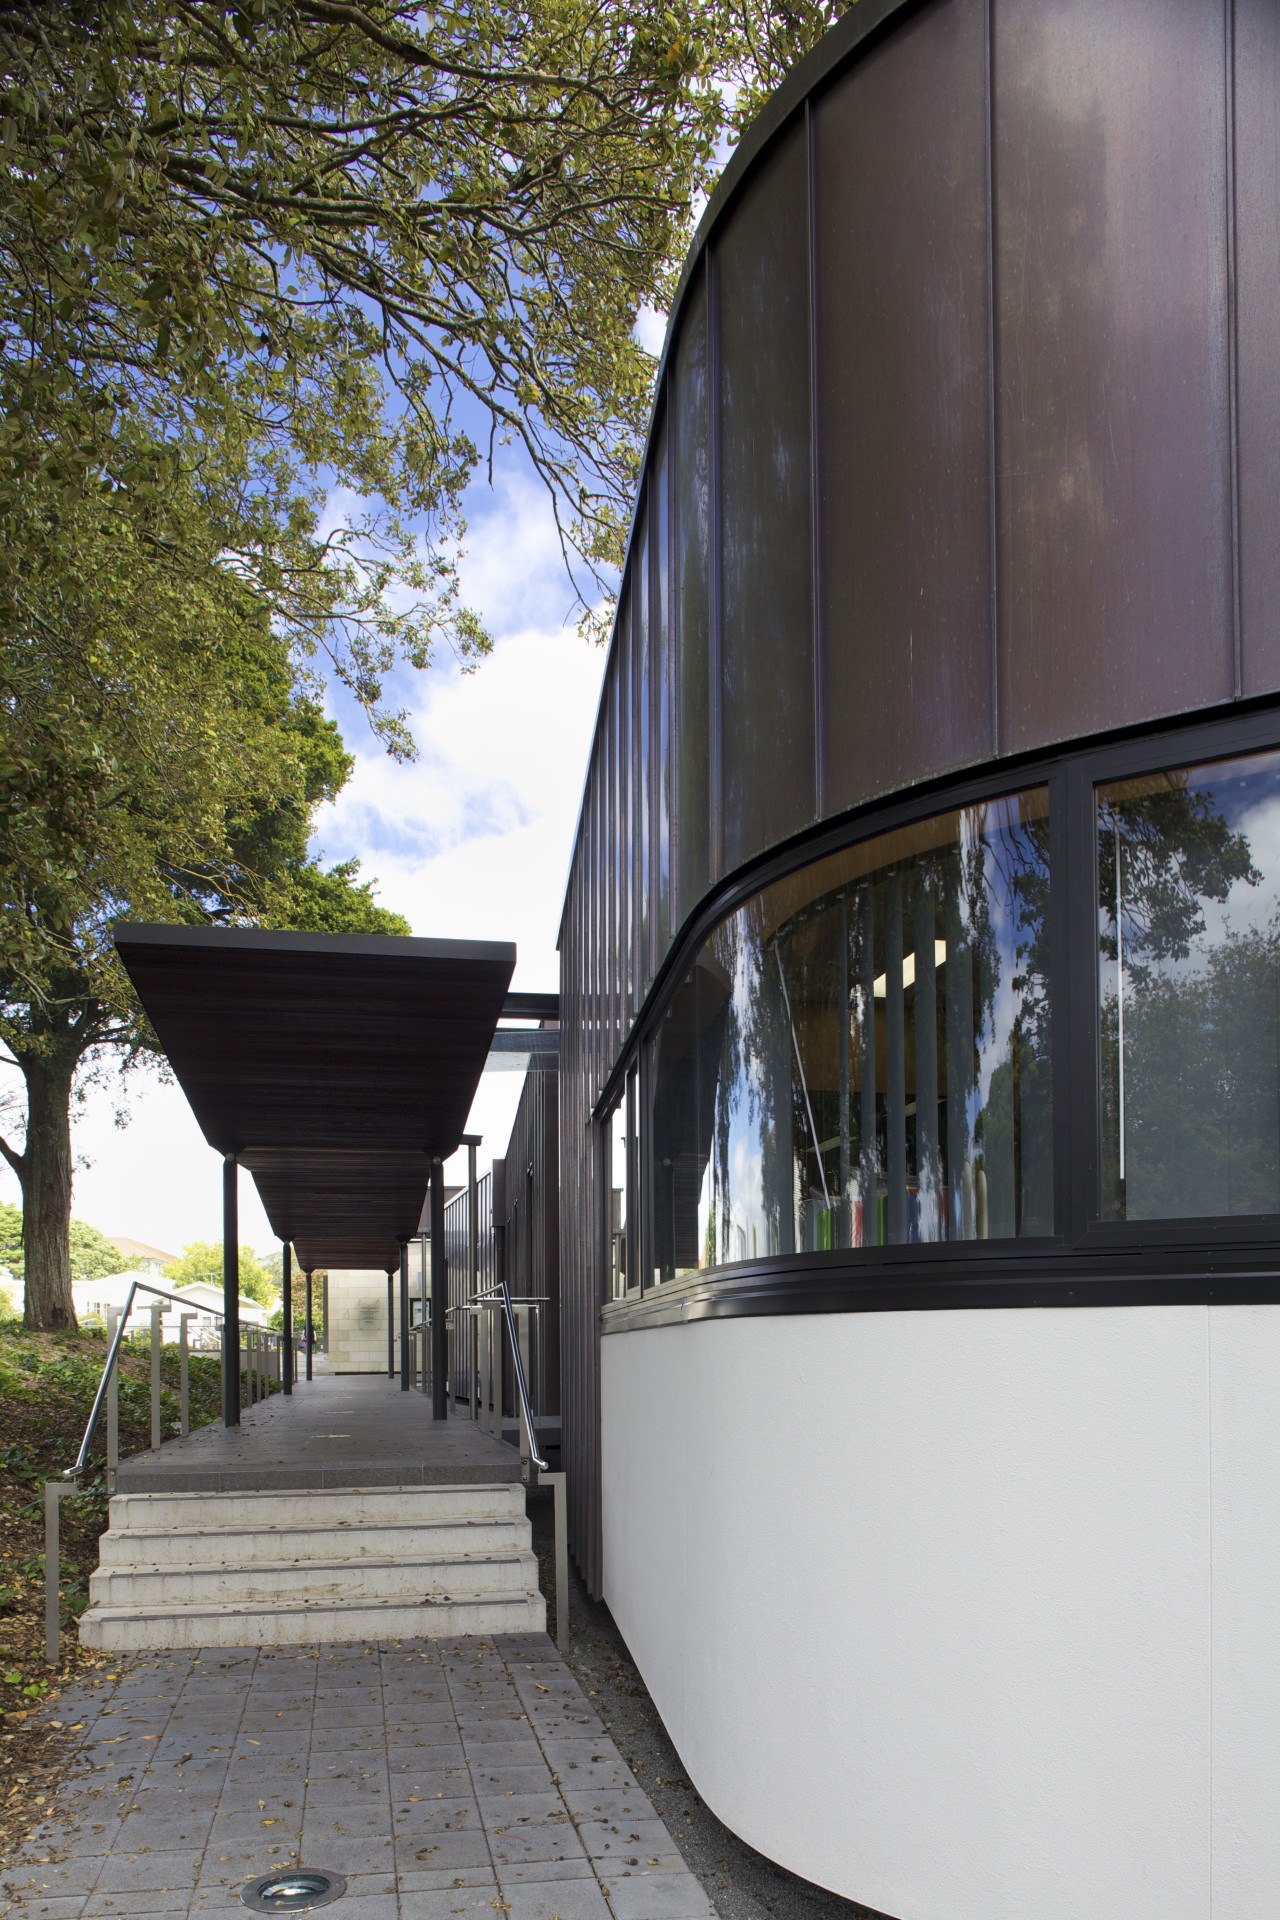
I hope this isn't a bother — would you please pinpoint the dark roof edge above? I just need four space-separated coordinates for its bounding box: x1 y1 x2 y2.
113 921 518 966
555 0 917 949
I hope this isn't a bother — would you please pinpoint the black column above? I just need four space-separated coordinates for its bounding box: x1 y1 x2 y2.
387 1272 395 1378
304 1270 314 1381
431 1159 447 1420
281 1242 293 1395
223 1154 240 1427
399 1241 411 1391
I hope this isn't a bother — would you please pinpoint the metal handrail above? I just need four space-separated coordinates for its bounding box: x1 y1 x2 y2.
468 1281 548 1471
63 1277 226 1481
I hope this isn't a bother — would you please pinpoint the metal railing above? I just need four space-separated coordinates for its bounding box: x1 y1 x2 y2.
416 1278 568 1646
44 1277 297 1665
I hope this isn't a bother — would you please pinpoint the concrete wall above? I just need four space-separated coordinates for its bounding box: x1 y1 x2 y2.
601 1307 1280 1920
325 1268 390 1373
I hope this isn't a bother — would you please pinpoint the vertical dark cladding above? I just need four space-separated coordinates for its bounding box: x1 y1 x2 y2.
558 0 1268 1596
814 0 994 809
496 1065 561 1419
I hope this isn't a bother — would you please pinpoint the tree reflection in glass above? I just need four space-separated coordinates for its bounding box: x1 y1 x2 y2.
1098 752 1280 1221
646 788 1051 1280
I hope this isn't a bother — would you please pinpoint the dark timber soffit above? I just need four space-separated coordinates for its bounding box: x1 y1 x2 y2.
114 923 516 1264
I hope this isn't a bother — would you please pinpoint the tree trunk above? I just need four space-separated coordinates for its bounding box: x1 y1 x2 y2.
21 1051 77 1330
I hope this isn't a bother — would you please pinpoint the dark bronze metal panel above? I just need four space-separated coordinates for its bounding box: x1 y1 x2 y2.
815 0 993 814
674 277 712 928
993 0 1233 750
716 119 816 869
1235 0 1280 696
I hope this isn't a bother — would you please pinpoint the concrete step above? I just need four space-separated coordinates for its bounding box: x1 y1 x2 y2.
89 1547 540 1609
98 1516 528 1568
80 1588 546 1652
105 1483 526 1531
78 1479 545 1652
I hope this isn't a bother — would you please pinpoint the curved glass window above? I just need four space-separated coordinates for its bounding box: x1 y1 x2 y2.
1099 748 1280 1221
648 789 1052 1279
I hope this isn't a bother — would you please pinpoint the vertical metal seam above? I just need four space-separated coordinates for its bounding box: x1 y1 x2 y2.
984 0 1000 757
807 96 824 823
1226 0 1243 699
708 248 723 881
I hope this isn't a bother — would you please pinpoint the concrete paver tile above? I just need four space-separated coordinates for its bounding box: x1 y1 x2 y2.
498 1878 613 1920
477 1793 563 1823
2 1857 103 1896
296 1835 394 1876
497 1859 597 1885
92 1848 203 1893
467 1765 557 1797
573 1822 681 1866
488 1829 586 1868
0 1895 88 1917
395 1866 497 1892
601 1873 712 1920
394 1833 493 1872
396 1888 503 1919
390 1799 481 1833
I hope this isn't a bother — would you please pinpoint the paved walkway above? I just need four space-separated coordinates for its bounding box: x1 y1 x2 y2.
117 1373 523 1493
2 1634 713 1920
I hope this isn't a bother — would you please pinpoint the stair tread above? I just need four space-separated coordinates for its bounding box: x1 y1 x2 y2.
81 1592 542 1619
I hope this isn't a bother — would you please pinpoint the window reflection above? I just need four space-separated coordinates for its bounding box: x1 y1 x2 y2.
648 790 1052 1277
1098 751 1280 1221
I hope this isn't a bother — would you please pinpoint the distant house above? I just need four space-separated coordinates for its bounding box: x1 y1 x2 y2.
106 1235 180 1274
73 1272 268 1344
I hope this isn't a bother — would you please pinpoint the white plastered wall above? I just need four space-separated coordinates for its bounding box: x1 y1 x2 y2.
601 1306 1280 1920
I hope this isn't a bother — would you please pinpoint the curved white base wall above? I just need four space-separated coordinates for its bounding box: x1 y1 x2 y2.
600 1305 1280 1920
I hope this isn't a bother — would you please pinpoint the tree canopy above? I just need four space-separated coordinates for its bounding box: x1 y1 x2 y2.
167 1240 280 1309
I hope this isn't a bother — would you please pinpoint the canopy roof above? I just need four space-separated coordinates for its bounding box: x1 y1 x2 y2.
115 923 516 1269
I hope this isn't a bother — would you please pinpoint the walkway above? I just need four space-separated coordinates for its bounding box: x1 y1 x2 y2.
117 1373 523 1494
1 1633 713 1920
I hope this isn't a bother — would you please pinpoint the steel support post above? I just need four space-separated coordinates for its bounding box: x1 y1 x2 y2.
467 1140 479 1419
149 1301 163 1449
281 1243 293 1395
431 1159 448 1420
223 1153 240 1426
305 1270 314 1381
399 1242 410 1392
387 1271 395 1378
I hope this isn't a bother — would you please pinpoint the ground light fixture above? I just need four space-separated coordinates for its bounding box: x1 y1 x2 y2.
240 1869 346 1912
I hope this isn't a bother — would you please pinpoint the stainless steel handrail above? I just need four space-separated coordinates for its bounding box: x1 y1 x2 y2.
468 1281 548 1471
63 1278 226 1481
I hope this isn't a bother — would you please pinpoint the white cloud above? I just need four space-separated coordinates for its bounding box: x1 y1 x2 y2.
0 462 608 1257
635 305 668 357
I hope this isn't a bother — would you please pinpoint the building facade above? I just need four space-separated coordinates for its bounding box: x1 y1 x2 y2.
555 1 1280 1914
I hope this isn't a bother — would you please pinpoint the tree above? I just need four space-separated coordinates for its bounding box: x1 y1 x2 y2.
166 1240 280 1309
0 502 407 1330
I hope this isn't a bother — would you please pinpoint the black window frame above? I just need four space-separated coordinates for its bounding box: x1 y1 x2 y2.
593 702 1280 1313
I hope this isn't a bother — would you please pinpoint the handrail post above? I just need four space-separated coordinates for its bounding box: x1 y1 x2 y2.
179 1314 193 1436
149 1301 163 1450
536 1468 570 1649
44 1482 76 1666
106 1309 119 1494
